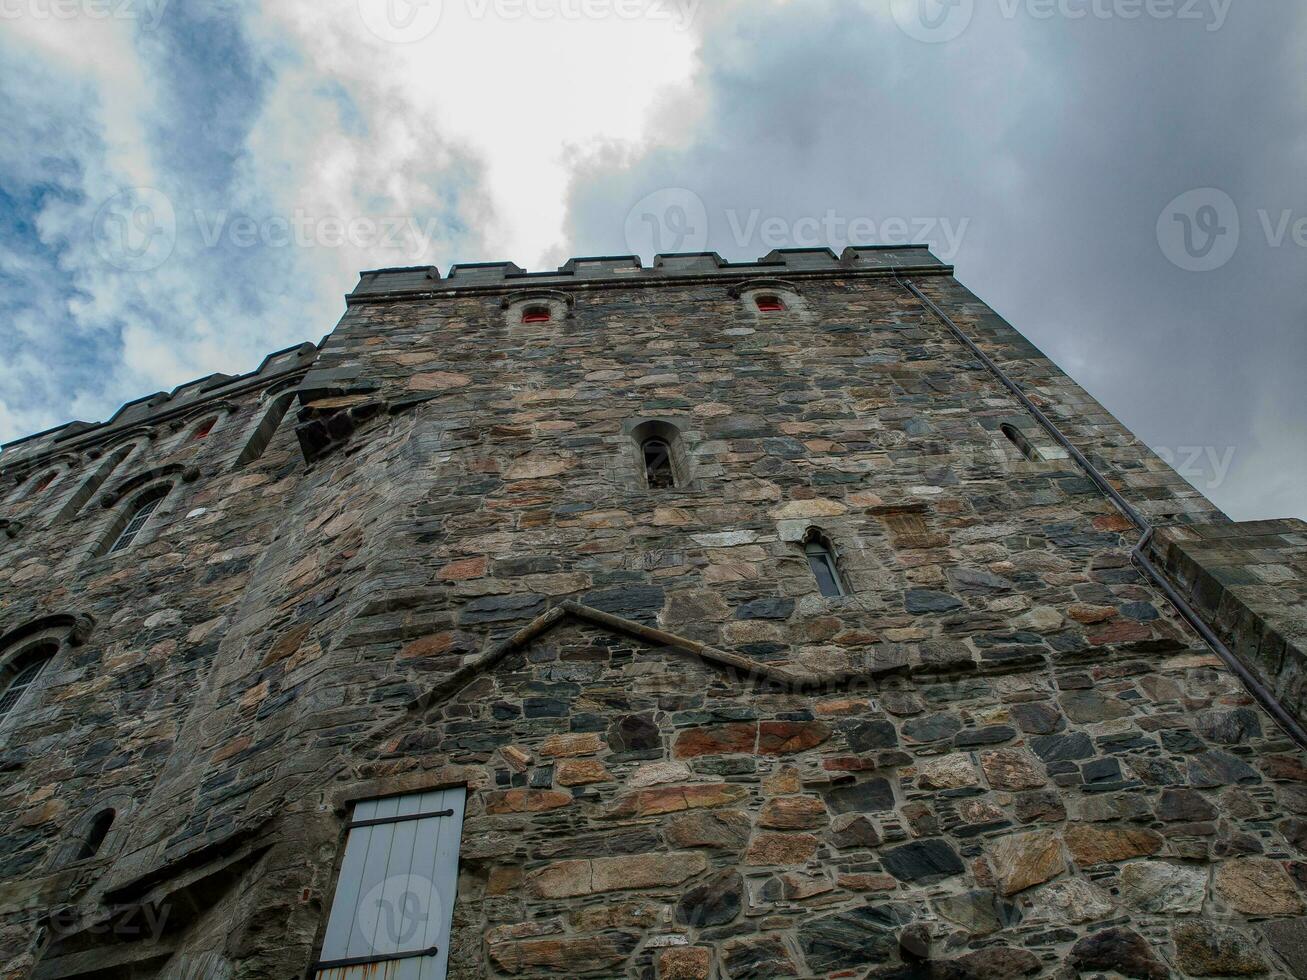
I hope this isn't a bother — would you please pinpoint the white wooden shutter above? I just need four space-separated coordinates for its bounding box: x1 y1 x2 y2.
315 787 466 980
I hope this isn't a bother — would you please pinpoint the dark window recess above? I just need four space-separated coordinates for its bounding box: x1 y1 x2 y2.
642 439 675 489
109 492 165 554
31 472 56 494
755 295 786 312
805 538 847 598
522 306 552 324
0 651 53 721
191 418 216 441
1001 423 1041 462
77 809 115 861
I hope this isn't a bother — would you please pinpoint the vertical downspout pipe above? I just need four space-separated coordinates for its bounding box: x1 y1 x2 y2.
896 274 1307 749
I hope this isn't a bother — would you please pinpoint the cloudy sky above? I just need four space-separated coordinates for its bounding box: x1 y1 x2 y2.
0 0 1303 520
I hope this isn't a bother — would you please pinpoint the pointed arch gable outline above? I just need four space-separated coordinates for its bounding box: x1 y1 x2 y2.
355 601 1038 756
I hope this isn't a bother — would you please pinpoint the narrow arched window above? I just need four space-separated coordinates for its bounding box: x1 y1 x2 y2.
642 438 675 489
522 305 552 324
30 471 57 495
108 488 167 554
805 535 847 598
1001 423 1041 462
76 809 115 861
191 417 217 441
755 295 786 313
0 645 55 722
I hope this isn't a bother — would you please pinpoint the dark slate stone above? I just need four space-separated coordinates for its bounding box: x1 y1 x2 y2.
722 934 797 979
880 839 965 883
608 713 660 753
1119 601 1160 621
735 598 796 620
825 779 897 814
1260 918 1307 979
902 713 963 744
1196 707 1263 745
846 720 899 751
1124 757 1186 789
1162 729 1207 754
1030 732 1094 762
1189 750 1261 788
798 906 899 972
1009 701 1065 735
581 586 666 621
459 592 546 624
1082 758 1122 784
674 869 743 927
905 589 964 614
1158 788 1219 822
1069 927 1168 980
954 725 1016 748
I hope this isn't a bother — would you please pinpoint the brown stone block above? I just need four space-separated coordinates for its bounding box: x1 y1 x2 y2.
657 946 712 980
437 556 488 581
484 789 573 814
759 796 828 830
673 723 757 758
539 732 602 757
1065 824 1163 866
557 759 612 786
989 829 1065 896
609 783 749 818
1215 858 1307 916
758 721 831 755
745 832 819 866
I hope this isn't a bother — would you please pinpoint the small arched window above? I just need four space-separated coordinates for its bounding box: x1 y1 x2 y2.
75 809 115 861
1001 423 1041 462
755 295 786 313
191 417 217 441
642 438 675 489
0 645 56 722
522 305 552 324
30 471 57 495
107 487 168 555
804 533 847 598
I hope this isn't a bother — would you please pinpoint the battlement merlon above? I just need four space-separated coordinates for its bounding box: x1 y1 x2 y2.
0 342 320 472
348 245 950 301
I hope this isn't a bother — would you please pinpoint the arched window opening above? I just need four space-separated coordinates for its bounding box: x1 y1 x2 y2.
191 417 217 441
522 305 552 324
804 533 847 598
56 445 136 523
0 645 56 722
1001 423 1041 462
642 439 675 489
108 488 167 555
30 471 57 495
755 294 786 313
75 809 115 861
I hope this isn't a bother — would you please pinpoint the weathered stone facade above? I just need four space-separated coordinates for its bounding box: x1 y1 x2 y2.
2 245 1307 978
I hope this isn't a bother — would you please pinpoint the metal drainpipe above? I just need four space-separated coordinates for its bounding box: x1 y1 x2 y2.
896 274 1307 749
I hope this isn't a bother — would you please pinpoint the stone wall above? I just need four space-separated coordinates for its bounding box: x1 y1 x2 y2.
0 248 1304 978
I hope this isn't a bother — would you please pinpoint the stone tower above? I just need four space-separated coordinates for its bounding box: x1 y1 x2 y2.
2 245 1307 979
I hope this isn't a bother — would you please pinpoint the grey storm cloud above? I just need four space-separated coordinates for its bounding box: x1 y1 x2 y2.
561 0 1307 521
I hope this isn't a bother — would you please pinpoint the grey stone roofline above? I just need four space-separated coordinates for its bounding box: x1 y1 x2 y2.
0 342 321 471
349 244 951 302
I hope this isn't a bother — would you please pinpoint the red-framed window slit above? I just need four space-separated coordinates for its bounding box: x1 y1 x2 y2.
522 306 552 324
755 295 786 312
